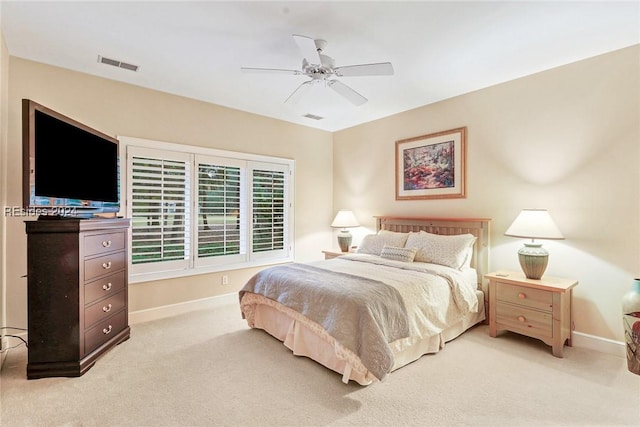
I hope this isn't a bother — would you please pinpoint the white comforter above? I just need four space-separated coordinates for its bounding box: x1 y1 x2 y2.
314 254 479 344
240 253 479 381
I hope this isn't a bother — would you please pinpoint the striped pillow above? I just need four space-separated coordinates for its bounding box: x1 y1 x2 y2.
380 245 417 262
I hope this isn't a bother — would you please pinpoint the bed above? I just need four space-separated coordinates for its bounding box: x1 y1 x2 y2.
239 216 490 385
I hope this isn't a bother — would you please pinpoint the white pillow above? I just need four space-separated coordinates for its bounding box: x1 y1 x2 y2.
357 230 409 256
380 245 417 262
405 231 476 270
460 246 474 270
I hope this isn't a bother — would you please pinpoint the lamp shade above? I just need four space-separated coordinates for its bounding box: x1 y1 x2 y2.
331 210 360 229
504 209 564 240
505 209 563 280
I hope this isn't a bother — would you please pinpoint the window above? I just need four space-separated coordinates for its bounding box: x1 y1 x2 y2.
250 162 289 259
121 137 294 283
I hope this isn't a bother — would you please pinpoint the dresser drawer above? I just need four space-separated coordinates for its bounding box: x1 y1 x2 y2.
495 282 553 312
84 309 127 354
84 231 126 257
84 251 126 282
85 271 126 306
495 302 553 339
84 289 126 329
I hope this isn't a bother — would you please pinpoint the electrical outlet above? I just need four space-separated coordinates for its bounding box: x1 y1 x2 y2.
221 275 229 285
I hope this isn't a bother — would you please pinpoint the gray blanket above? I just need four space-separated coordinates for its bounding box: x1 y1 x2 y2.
239 263 410 381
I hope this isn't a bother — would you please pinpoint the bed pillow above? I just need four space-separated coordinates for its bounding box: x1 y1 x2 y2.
357 230 410 256
405 231 476 270
380 245 417 262
459 246 474 270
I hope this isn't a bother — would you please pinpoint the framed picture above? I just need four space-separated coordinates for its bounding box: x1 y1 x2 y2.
395 127 466 200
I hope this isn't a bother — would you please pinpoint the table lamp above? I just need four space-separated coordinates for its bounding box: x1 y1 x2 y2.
331 210 359 252
504 209 564 279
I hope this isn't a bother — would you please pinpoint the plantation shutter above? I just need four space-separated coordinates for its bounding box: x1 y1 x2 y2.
194 155 246 267
249 161 289 260
122 136 294 283
127 147 191 274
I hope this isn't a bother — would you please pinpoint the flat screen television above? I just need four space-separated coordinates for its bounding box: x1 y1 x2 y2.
22 99 120 218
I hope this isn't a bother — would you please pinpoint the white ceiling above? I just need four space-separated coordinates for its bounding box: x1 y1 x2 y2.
2 1 639 132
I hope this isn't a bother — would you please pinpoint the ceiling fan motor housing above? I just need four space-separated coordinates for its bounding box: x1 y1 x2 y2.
303 54 335 79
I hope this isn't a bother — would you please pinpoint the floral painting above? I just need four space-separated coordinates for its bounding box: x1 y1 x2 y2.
396 127 466 200
403 141 454 190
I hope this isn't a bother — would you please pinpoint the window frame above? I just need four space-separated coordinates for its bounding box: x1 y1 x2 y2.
119 136 295 284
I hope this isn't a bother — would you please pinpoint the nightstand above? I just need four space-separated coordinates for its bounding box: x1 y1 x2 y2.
485 271 578 357
322 249 348 259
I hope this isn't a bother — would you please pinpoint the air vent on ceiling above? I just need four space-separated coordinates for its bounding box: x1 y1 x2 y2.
302 113 323 120
98 55 139 72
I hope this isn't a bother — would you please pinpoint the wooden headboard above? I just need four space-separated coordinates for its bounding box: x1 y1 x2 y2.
375 216 491 293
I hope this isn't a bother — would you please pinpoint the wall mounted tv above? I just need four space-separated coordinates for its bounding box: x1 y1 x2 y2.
22 99 120 218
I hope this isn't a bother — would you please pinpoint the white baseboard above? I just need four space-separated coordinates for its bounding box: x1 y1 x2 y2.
573 331 626 358
129 292 238 325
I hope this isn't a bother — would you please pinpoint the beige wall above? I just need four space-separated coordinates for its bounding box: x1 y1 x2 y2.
4 58 334 327
334 45 640 342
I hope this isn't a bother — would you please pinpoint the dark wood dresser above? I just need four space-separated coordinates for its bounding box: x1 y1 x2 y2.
25 217 130 379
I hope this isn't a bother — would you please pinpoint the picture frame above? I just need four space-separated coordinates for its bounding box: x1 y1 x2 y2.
395 127 466 200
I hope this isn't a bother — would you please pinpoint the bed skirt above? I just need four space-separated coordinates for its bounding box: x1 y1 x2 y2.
241 290 486 385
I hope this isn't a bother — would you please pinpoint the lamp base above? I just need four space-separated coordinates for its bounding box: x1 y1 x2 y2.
518 243 548 280
337 230 352 252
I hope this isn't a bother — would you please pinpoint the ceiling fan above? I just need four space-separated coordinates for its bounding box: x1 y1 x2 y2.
241 34 394 107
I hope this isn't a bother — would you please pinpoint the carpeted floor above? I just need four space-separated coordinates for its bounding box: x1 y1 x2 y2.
1 300 639 426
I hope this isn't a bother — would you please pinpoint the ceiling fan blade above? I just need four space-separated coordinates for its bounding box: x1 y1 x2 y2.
293 34 321 66
284 80 315 104
241 67 301 75
328 80 367 106
334 62 394 77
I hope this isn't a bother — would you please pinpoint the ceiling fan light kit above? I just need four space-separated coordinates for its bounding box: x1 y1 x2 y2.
241 34 394 108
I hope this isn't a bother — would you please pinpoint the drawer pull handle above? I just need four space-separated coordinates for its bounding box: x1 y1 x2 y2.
103 325 112 335
102 303 112 313
102 240 112 248
518 315 526 323
102 261 112 269
518 292 526 299
103 282 112 291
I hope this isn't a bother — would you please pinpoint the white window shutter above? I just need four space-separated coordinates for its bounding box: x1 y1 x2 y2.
249 162 289 260
128 147 190 274
194 155 247 267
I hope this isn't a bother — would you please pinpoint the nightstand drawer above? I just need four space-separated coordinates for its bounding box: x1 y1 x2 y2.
496 282 553 312
495 303 553 338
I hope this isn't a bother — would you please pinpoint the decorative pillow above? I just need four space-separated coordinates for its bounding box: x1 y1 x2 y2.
404 231 476 270
380 245 417 262
357 230 410 256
